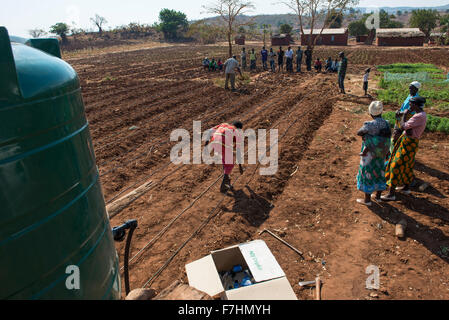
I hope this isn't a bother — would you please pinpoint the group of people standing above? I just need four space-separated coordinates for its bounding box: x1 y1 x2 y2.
206 47 350 94
240 46 311 73
240 47 348 93
356 81 427 205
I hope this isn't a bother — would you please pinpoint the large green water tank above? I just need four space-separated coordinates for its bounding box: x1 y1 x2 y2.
0 27 121 299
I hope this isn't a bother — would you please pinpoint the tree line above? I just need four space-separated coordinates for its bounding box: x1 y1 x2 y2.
349 9 449 43
29 2 449 50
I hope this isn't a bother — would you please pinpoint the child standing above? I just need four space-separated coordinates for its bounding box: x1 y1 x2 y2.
363 68 371 96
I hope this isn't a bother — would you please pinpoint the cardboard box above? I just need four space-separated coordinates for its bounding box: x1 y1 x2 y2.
186 240 297 300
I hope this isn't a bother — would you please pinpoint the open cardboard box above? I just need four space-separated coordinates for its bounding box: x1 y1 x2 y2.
186 240 297 300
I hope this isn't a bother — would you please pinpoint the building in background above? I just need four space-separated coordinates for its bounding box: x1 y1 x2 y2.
235 35 245 45
271 34 293 46
301 28 348 46
376 28 426 46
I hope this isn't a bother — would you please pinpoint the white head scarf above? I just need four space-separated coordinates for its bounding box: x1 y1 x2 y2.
369 101 383 116
410 81 421 89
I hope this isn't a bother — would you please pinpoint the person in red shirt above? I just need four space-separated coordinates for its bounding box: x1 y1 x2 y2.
314 58 322 73
205 121 245 193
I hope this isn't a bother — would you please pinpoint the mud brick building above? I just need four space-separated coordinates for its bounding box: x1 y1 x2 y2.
271 34 293 46
301 28 348 46
235 36 245 45
376 28 426 46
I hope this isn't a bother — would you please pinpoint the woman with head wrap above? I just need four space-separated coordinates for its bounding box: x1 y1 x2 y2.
382 97 427 201
392 81 421 145
356 101 392 206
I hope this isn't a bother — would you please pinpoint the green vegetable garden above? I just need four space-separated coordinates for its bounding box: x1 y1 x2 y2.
377 63 449 134
376 63 449 112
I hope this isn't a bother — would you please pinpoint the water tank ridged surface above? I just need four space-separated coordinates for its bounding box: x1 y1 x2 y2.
0 27 120 299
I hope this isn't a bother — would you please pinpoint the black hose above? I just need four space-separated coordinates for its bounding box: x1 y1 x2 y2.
112 219 138 296
124 224 136 295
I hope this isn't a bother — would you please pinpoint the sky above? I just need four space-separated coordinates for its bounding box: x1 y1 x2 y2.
1 0 448 37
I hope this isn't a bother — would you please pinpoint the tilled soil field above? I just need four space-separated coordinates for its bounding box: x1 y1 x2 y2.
68 44 449 299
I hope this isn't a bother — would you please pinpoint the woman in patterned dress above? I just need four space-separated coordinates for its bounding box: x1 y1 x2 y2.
381 97 427 201
356 101 392 206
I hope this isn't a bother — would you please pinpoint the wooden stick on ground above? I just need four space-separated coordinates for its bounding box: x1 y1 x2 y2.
315 277 321 300
106 180 153 219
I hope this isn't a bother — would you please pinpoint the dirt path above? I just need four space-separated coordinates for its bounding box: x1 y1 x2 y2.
261 77 449 300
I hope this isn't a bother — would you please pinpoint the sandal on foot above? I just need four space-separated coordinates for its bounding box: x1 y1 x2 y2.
381 194 396 201
357 199 372 206
371 195 384 202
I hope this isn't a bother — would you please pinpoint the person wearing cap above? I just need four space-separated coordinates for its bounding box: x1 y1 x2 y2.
204 121 245 193
392 81 421 145
382 97 427 201
356 101 392 206
338 52 348 94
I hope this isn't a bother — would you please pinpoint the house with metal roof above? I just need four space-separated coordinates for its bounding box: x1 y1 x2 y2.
376 28 426 46
300 28 348 46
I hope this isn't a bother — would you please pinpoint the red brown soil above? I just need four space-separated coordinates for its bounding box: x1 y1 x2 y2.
68 44 449 300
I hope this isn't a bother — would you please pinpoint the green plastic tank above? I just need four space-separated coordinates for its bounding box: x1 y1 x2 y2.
0 27 121 299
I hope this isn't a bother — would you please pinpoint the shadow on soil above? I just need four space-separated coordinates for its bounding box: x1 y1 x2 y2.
368 200 449 264
223 186 273 227
415 161 449 183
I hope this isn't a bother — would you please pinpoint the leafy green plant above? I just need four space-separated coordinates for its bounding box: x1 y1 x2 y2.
377 63 442 74
376 64 449 112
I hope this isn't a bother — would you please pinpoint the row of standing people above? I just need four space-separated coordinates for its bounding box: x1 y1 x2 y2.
216 49 348 93
240 47 349 94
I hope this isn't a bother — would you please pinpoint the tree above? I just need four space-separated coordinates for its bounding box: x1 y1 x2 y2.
262 24 271 46
282 0 359 52
348 20 368 36
50 23 69 43
187 20 225 44
397 10 402 16
90 14 108 34
379 9 403 28
157 9 188 40
441 14 449 33
203 0 255 57
279 23 293 34
29 29 47 38
326 9 343 28
410 9 439 40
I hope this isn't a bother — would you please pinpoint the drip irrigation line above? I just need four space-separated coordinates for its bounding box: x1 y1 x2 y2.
121 97 287 271
121 173 224 272
139 97 307 288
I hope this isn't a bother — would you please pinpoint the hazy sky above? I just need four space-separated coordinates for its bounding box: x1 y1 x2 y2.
2 0 448 37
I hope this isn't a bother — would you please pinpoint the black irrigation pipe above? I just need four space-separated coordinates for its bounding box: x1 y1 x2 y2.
97 83 278 179
120 173 225 272
116 80 311 270
139 95 309 288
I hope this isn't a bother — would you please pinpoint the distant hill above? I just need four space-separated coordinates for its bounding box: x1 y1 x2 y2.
359 4 449 14
197 4 449 31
